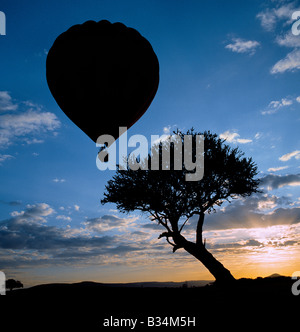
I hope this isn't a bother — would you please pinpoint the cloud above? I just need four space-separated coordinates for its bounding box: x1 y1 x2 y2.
163 126 171 134
279 150 300 161
0 154 14 164
296 96 300 103
8 203 55 225
207 239 263 250
268 166 289 172
0 91 18 112
84 215 138 233
225 38 260 54
219 130 252 144
0 93 60 148
261 97 294 114
257 3 300 75
0 200 22 206
56 215 72 221
25 138 44 145
0 203 114 250
261 173 300 190
74 205 80 211
276 31 300 48
271 49 300 74
256 3 295 31
52 178 66 183
202 200 300 231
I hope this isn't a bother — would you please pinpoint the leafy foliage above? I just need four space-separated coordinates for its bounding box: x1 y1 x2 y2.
102 129 260 228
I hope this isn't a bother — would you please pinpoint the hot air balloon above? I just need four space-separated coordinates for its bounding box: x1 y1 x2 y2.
46 20 159 142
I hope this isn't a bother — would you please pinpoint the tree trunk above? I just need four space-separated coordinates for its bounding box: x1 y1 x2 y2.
172 213 236 285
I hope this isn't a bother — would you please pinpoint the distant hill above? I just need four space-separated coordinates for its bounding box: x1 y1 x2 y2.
267 273 283 278
90 280 213 288
11 279 213 293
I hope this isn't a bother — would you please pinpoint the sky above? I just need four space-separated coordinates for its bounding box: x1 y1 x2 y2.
1 0 300 287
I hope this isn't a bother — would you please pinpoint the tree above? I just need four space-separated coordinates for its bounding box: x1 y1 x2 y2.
101 129 260 284
6 279 23 292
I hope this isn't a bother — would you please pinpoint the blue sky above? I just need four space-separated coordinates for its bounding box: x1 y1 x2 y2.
1 0 300 286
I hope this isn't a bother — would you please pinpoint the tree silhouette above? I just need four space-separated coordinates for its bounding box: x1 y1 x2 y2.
6 279 23 292
102 129 260 284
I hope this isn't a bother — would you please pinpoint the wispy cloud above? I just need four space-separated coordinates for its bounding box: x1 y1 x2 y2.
0 91 18 112
219 130 252 144
256 2 300 75
268 166 289 172
271 49 300 74
261 97 294 114
0 92 60 148
276 31 300 48
52 178 66 183
256 2 295 31
0 154 14 165
225 38 260 55
279 150 300 161
56 215 72 221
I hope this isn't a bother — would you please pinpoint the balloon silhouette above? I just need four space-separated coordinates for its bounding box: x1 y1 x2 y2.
46 20 159 142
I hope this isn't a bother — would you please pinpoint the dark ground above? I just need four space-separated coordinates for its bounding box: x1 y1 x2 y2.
2 276 299 329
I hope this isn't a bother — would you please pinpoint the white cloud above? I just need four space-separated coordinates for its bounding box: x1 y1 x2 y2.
236 138 253 144
254 132 262 140
9 203 55 224
0 154 14 164
261 97 293 114
25 138 44 145
268 166 289 172
0 93 60 148
296 96 300 103
219 130 252 144
279 150 300 161
225 38 260 54
163 126 171 134
257 3 295 31
257 196 278 211
271 49 300 74
74 205 80 211
276 32 300 48
256 3 300 76
56 215 72 221
256 9 277 31
0 91 18 112
53 178 66 183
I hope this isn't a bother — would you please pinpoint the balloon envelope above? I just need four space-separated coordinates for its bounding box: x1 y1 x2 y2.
46 20 159 142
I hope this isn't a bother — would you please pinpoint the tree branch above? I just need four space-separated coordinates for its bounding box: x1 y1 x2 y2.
158 231 179 249
196 212 205 246
148 210 172 233
179 218 189 233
